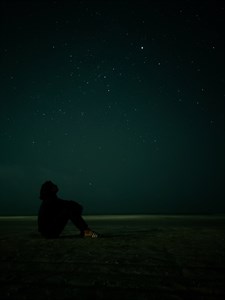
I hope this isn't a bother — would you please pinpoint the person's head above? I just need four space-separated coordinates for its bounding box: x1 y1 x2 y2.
40 181 59 200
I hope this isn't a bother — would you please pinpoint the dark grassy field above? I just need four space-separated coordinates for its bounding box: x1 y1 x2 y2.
0 215 224 300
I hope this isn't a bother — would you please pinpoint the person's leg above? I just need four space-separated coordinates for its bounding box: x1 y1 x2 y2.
63 201 98 237
49 200 98 238
65 201 89 232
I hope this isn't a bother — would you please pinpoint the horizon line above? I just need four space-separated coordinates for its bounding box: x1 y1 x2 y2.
0 213 224 220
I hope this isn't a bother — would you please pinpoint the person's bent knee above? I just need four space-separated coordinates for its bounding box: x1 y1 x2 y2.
70 201 83 214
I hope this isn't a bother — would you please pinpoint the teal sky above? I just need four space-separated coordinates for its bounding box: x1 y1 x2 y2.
0 0 224 215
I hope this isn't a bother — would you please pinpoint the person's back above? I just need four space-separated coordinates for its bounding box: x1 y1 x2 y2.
38 195 61 234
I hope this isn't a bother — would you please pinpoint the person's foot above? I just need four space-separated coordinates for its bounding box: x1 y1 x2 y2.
81 229 99 238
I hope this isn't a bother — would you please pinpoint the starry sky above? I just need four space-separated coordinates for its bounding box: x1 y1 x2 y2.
0 0 224 215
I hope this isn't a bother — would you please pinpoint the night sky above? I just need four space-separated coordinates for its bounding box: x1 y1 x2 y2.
0 0 224 215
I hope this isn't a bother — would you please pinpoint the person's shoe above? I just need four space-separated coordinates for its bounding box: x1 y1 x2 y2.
81 229 99 238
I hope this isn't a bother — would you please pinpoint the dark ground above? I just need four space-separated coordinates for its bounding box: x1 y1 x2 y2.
0 215 224 300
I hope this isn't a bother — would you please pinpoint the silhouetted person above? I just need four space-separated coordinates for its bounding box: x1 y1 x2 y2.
38 181 98 238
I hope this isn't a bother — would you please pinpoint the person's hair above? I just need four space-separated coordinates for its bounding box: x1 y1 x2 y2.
40 181 56 200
